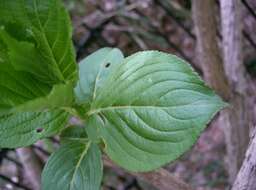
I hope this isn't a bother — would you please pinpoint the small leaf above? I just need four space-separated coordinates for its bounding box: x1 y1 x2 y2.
42 142 103 190
0 110 69 148
85 51 226 171
74 48 124 108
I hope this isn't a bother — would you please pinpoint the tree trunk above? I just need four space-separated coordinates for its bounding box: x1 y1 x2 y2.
220 0 254 183
232 128 256 190
192 0 230 100
192 0 252 184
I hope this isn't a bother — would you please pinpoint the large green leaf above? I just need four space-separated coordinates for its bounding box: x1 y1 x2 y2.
85 51 226 171
0 0 77 82
42 142 103 190
0 0 77 114
74 48 124 108
0 110 69 148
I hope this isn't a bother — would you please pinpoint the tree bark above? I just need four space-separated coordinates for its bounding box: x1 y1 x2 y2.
232 128 256 190
220 0 255 183
192 0 253 184
17 147 43 190
192 0 230 100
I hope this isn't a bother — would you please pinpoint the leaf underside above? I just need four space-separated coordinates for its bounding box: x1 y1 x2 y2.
75 47 124 111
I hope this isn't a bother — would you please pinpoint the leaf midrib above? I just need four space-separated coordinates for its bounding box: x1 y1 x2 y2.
69 142 90 190
33 0 65 82
87 102 223 116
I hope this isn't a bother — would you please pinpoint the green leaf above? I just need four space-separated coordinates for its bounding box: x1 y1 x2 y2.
74 48 124 108
0 110 69 148
85 51 226 172
42 142 103 190
3 81 74 115
0 0 77 114
0 0 77 83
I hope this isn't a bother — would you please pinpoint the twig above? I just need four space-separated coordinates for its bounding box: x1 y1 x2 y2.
0 174 32 190
32 145 51 156
232 127 256 190
216 0 256 51
4 155 23 168
103 156 192 190
241 0 256 20
76 18 114 59
154 0 196 39
243 31 256 51
133 9 202 75
17 147 43 190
